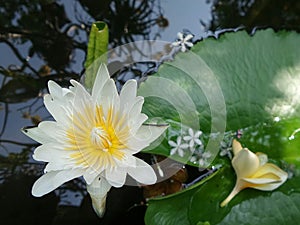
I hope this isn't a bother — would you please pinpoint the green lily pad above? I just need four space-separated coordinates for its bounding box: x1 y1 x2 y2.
139 28 300 165
145 169 219 225
139 29 300 225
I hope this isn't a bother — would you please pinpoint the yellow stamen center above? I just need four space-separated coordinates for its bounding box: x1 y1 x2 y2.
66 105 129 171
90 127 112 151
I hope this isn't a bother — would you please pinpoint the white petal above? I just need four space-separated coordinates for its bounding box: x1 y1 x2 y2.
44 161 73 172
133 113 148 134
185 42 193 47
243 163 288 190
69 81 98 131
32 169 84 197
188 140 194 148
129 113 148 135
244 163 288 190
116 153 136 168
127 96 144 119
254 163 287 178
242 177 281 184
44 81 74 125
168 140 177 147
188 128 194 137
195 139 202 146
180 143 189 149
178 149 184 157
92 63 110 100
21 121 60 144
177 32 183 40
184 34 194 41
33 143 72 163
129 124 168 151
140 124 168 143
48 80 63 99
181 45 187 52
195 130 202 138
171 41 180 47
183 136 192 141
99 79 120 115
232 139 243 155
251 181 287 191
87 176 112 218
176 136 182 145
83 168 102 185
32 143 79 172
170 148 177 155
48 80 73 101
44 94 71 126
71 80 94 110
120 79 137 113
70 79 93 102
232 148 260 178
105 167 127 187
127 157 157 185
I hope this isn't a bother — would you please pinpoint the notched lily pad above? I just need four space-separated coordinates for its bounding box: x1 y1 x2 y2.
140 29 300 225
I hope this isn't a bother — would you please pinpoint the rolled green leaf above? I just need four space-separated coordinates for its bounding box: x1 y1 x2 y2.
84 21 109 89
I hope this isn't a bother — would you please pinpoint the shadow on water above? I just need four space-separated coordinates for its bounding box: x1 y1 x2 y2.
0 0 300 224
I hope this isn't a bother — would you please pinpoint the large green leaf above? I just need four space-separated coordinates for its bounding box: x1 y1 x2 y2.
139 29 300 165
140 29 300 225
139 29 300 131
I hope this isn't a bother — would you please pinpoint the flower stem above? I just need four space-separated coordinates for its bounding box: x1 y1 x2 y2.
220 183 242 207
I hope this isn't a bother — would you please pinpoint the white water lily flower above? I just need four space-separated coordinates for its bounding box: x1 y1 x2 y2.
220 140 288 207
183 128 203 149
22 63 168 217
171 32 194 52
169 136 189 157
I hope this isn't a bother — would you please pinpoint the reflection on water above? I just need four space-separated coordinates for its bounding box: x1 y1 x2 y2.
1 0 300 224
206 0 300 33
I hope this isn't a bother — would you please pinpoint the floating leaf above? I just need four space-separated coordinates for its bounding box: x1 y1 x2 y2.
139 29 300 225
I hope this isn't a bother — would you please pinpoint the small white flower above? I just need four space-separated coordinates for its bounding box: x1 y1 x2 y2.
22 63 168 217
183 128 203 149
198 152 212 167
189 148 211 168
220 140 233 159
171 32 194 52
168 136 189 157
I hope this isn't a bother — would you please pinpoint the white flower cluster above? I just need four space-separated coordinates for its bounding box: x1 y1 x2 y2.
168 127 211 167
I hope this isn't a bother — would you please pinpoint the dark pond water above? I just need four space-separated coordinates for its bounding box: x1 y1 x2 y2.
0 0 299 224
